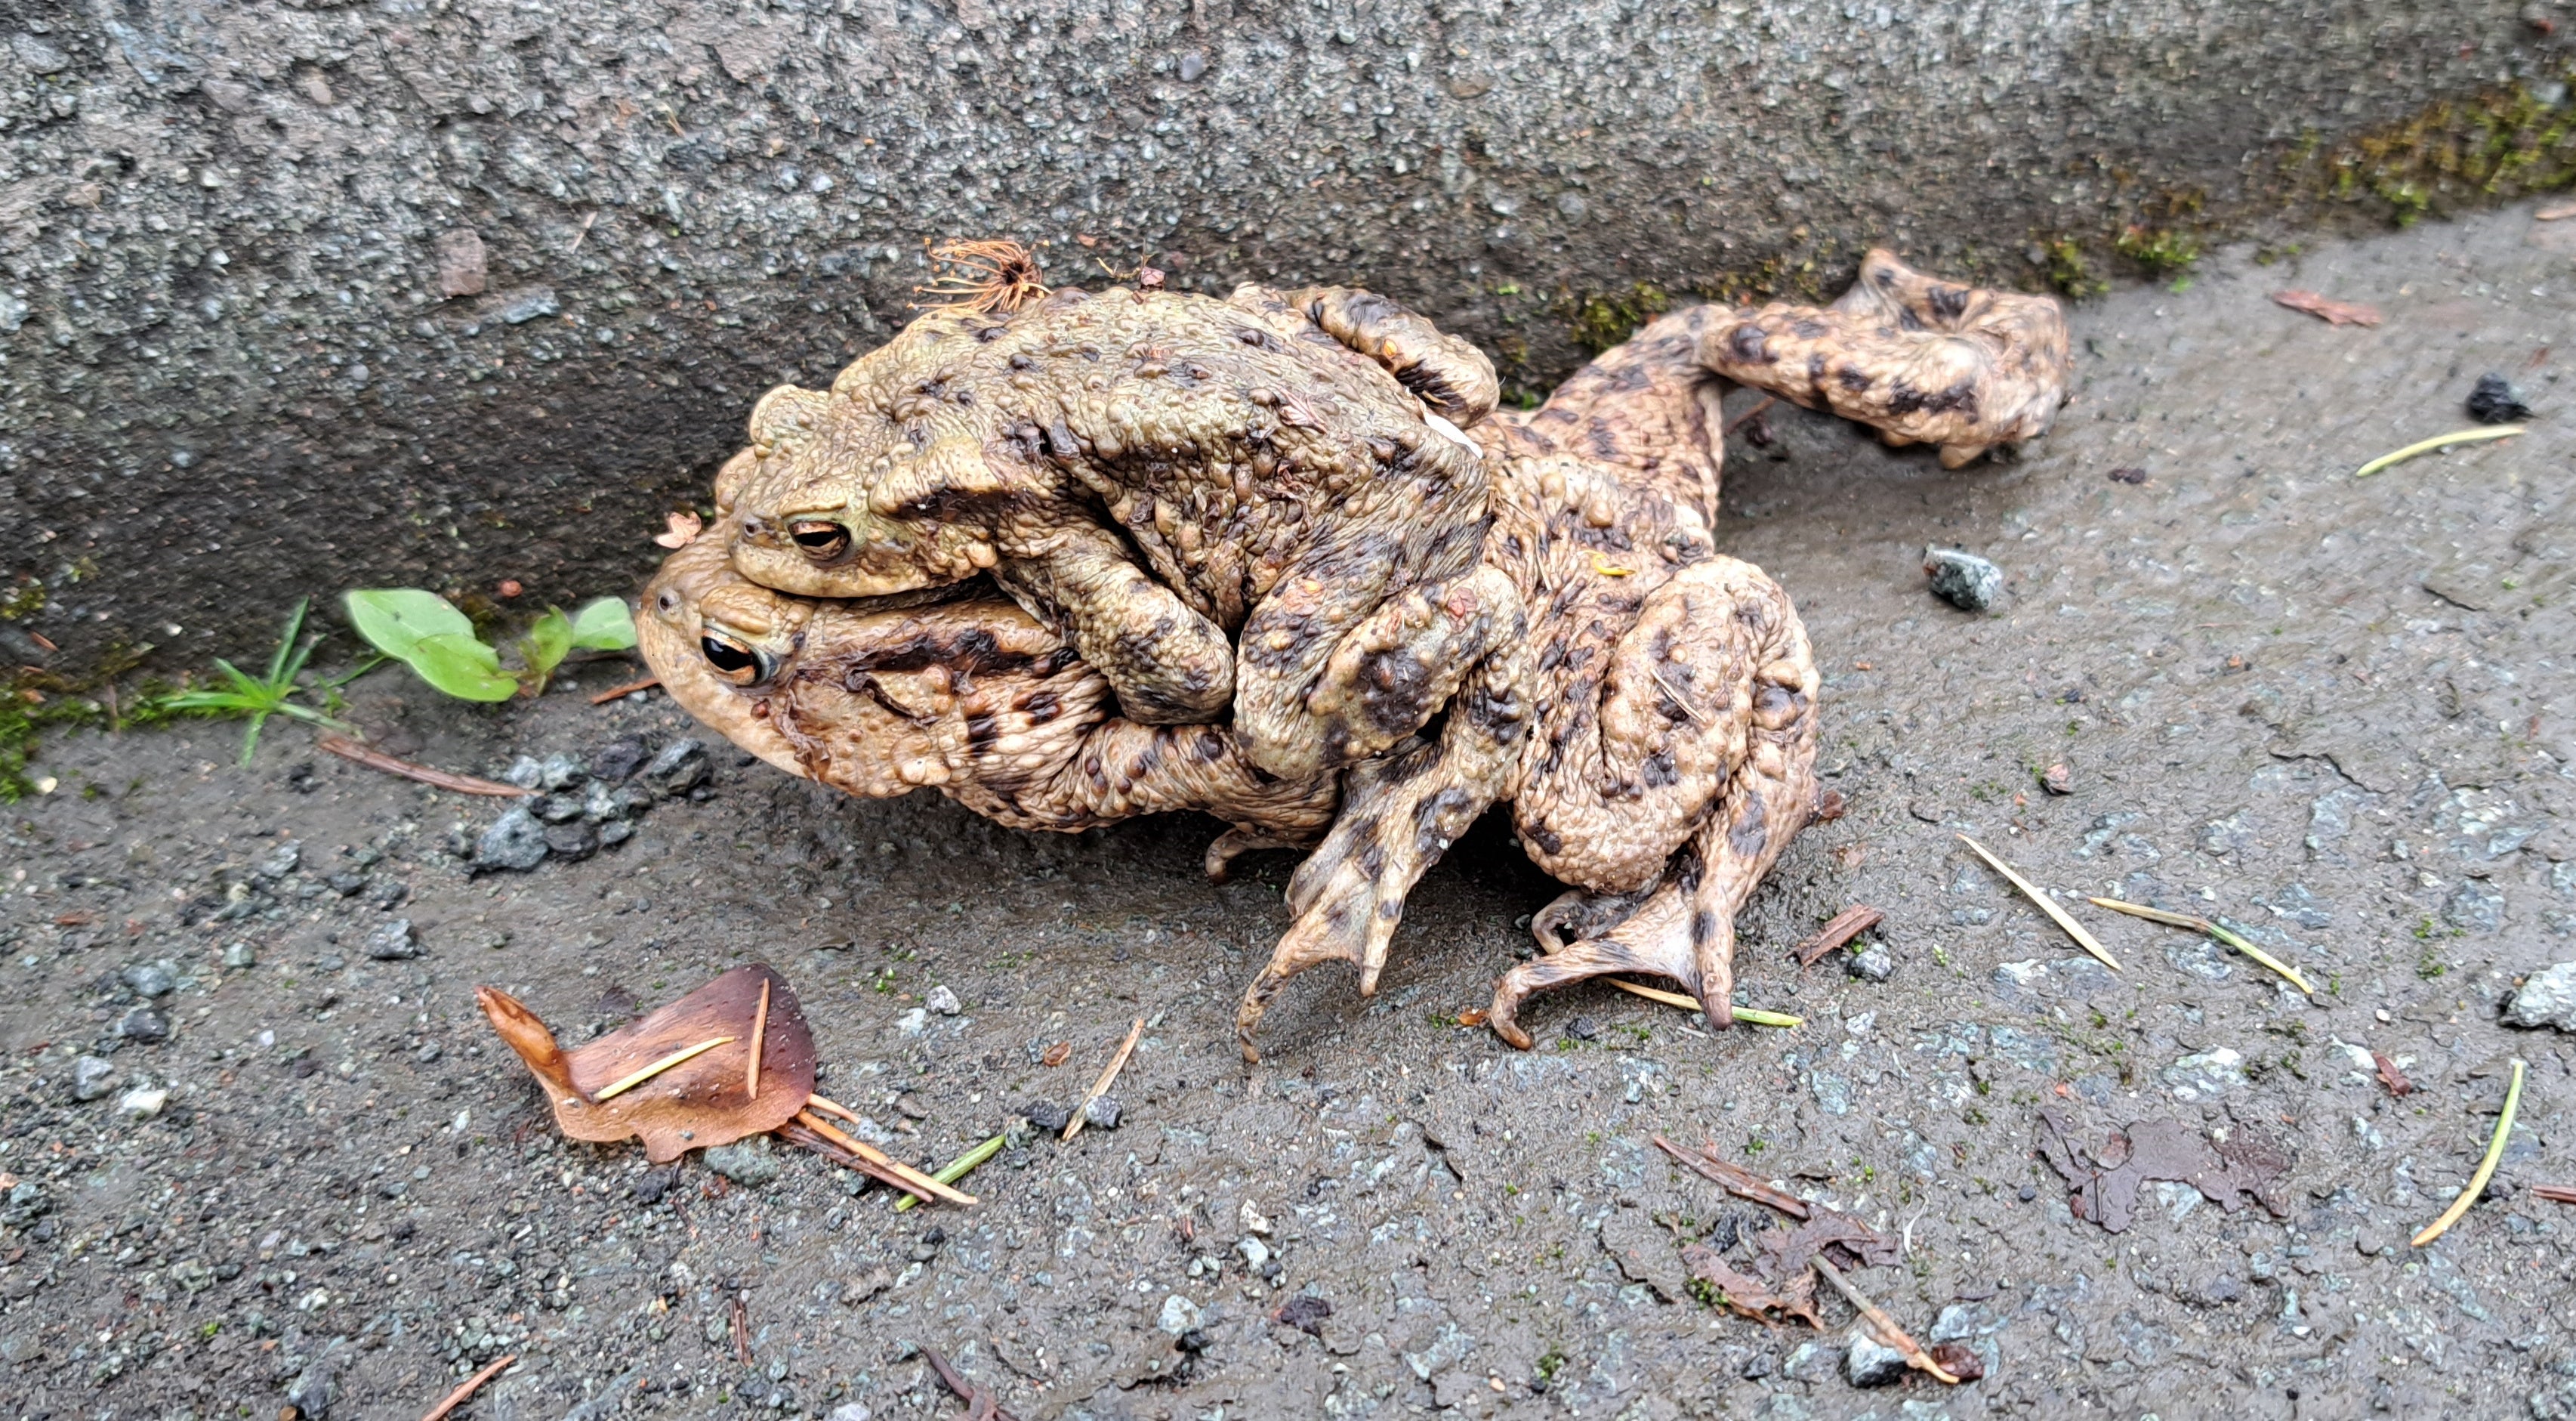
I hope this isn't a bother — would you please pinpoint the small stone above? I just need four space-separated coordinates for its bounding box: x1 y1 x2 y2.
327 872 367 896
926 984 963 1015
1845 946 1895 983
2161 1046 2247 1101
1237 1236 1271 1268
535 793 587 824
2444 879 2505 935
2352 1226 2389 1257
543 820 600 863
118 1006 170 1043
1566 1015 1600 1041
1845 1327 1909 1386
2193 1272 2244 1305
582 782 624 822
286 1355 338 1419
704 1136 782 1187
116 1084 168 1120
828 1406 873 1421
437 227 489 298
474 805 550 872
538 753 588 791
502 755 545 789
365 919 422 960
895 1008 928 1036
1084 1095 1123 1129
1156 1293 1202 1335
600 820 635 847
1240 1200 1273 1236
122 962 176 999
254 841 302 880
2466 372 2533 425
1177 51 1207 82
2504 962 2576 1031
1022 1101 1072 1133
1924 547 2004 612
225 942 262 967
365 877 409 910
642 739 709 795
71 1055 116 1101
590 737 652 783
492 285 560 324
2041 762 2073 795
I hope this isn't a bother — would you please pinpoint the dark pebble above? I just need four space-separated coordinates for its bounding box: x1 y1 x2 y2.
117 1006 170 1043
545 820 601 862
535 793 587 824
1566 1015 1600 1041
1844 946 1896 983
2466 372 2533 424
591 736 652 783
366 877 409 910
365 919 422 960
474 805 550 873
1023 1101 1072 1133
1924 547 2004 612
1084 1095 1122 1129
121 962 174 999
327 873 368 896
643 738 710 795
600 820 635 848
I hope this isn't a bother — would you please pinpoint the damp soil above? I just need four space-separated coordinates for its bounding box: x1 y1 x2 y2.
3 203 2573 1420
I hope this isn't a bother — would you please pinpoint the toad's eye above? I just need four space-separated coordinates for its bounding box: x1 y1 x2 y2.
789 521 851 561
700 633 773 686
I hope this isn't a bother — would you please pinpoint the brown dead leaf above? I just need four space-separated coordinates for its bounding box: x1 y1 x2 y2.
1653 1136 1810 1218
1791 906 1884 969
653 510 704 549
2271 289 2383 327
477 963 815 1163
1754 1207 1899 1279
2035 1109 2291 1234
2372 1052 2414 1098
1681 1243 1821 1328
1038 1040 1071 1067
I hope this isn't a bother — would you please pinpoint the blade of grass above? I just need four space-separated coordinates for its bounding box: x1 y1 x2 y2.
894 1133 1007 1212
2353 425 2522 477
2411 1058 2524 1248
2087 897 2315 995
1956 835 2120 970
591 1034 736 1101
264 598 310 684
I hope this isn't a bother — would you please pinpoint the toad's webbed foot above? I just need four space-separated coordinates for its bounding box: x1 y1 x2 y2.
1278 286 1501 428
993 521 1235 724
1236 630 1532 1061
1489 602 1821 1049
1235 565 1522 780
1703 249 2071 468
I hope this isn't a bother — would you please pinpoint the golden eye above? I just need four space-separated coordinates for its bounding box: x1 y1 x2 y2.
700 632 772 686
789 521 851 561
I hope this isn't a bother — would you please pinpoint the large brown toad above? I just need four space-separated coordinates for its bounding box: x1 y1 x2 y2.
717 278 1517 789
643 250 2069 1055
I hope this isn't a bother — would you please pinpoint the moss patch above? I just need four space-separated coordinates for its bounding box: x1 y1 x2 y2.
2318 71 2576 225
1563 282 1674 356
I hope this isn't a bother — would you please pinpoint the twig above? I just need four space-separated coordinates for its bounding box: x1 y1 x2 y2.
592 1035 736 1101
791 1110 976 1205
1652 1135 1810 1219
1793 906 1885 969
895 1134 1007 1212
2412 1058 2525 1248
567 210 598 252
2085 897 2312 994
1535 940 1801 1026
1723 394 1778 434
729 1291 751 1364
316 734 527 796
804 1094 865 1125
1065 1018 1145 1141
420 1352 517 1421
2535 1185 2576 1206
590 675 660 705
1957 835 2120 971
1812 1257 1961 1384
921 1344 1022 1421
745 979 771 1101
2354 425 2522 477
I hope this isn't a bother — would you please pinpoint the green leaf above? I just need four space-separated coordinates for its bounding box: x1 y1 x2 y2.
403 632 519 701
344 589 479 661
521 609 575 684
566 597 637 651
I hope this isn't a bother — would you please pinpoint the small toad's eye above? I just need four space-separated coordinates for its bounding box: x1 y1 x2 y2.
700 632 772 686
789 521 851 561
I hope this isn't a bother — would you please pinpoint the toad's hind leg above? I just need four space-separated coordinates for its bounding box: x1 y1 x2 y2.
1487 631 1822 1049
1235 632 1532 1061
1699 249 2071 468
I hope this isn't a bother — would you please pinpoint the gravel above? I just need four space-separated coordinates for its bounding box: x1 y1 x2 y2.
69 1055 115 1101
1844 1327 1909 1386
1844 945 1896 982
926 984 962 1015
116 1006 169 1043
1023 1101 1072 1134
474 805 551 873
2504 962 2576 1031
643 740 710 797
364 919 422 961
704 1137 782 1188
1084 1095 1124 1130
1923 548 2004 611
120 962 174 999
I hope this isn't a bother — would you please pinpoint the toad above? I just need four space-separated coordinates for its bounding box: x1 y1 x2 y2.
644 249 2069 1055
717 270 1519 789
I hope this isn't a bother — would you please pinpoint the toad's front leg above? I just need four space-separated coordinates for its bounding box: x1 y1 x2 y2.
992 519 1236 725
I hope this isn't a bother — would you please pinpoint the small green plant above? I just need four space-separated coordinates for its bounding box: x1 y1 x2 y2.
2417 946 2449 980
2040 237 2106 298
1535 1348 1569 1385
346 589 634 701
2115 225 2201 276
147 599 364 763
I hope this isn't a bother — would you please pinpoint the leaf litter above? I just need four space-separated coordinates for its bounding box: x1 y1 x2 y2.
2033 1109 2291 1234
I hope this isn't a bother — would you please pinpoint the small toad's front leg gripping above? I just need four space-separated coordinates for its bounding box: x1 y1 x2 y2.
1701 249 2072 468
1232 565 1522 781
1281 286 1502 428
1235 626 1533 1061
992 521 1235 725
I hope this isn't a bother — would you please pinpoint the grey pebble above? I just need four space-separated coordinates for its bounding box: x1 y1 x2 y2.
71 1055 116 1101
253 841 302 880
327 872 368 896
1566 1015 1600 1041
538 752 588 791
2504 962 2576 1031
544 820 600 862
926 984 962 1015
590 737 652 783
1023 1101 1072 1134
118 1006 171 1043
1845 1327 1909 1386
365 919 422 960
643 738 709 795
1924 547 2004 612
122 962 175 999
1844 945 1896 983
365 877 409 910
704 1136 781 1187
1084 1095 1123 1130
502 755 545 790
600 820 635 848
285 1355 338 1419
535 793 588 825
474 805 550 873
